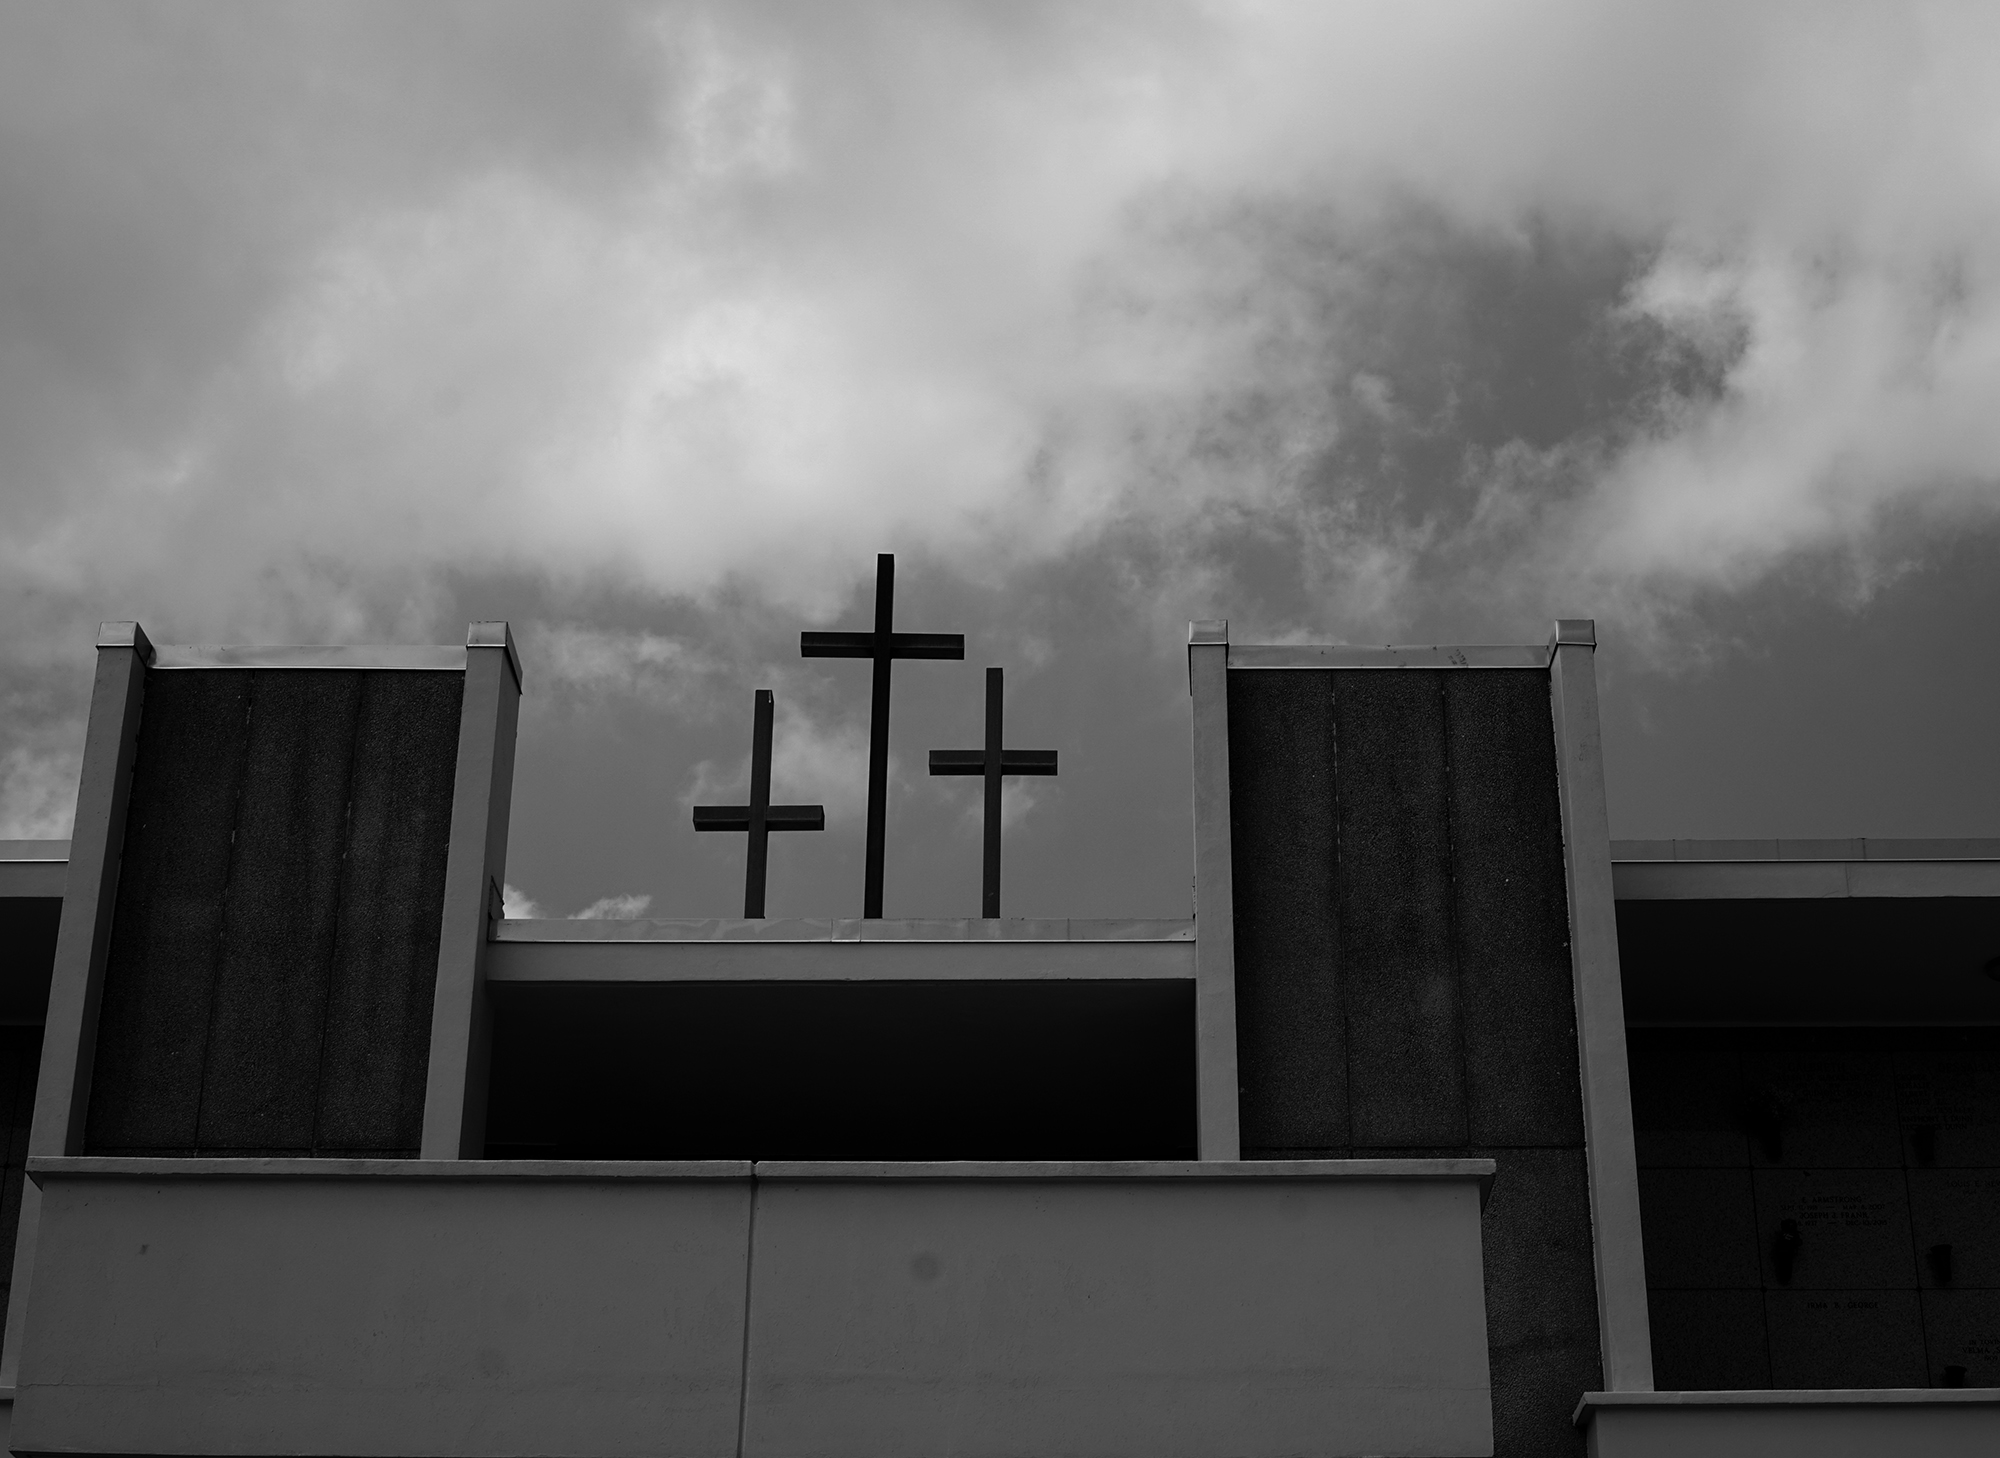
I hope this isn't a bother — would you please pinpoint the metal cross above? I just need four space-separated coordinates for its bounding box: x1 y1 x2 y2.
929 667 1057 918
801 553 963 917
692 689 825 918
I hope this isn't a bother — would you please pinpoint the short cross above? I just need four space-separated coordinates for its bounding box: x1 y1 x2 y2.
692 689 825 918
801 553 964 917
929 667 1057 917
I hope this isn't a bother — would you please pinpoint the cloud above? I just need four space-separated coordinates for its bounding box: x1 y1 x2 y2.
501 883 546 919
4 0 2000 692
573 893 655 919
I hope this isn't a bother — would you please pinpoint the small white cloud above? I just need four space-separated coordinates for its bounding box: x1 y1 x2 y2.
572 893 654 920
501 883 546 920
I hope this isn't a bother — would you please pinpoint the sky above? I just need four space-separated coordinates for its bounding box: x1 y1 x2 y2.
5 2 2000 920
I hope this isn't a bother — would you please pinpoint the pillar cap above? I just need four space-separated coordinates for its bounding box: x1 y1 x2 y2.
96 622 155 663
467 621 522 690
1551 618 1596 649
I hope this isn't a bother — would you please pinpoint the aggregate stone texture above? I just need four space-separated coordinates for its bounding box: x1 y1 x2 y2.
1225 669 1344 1149
1226 666 1597 1457
85 668 462 1156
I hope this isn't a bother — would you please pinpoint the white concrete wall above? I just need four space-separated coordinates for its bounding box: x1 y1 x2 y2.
14 1158 1491 1458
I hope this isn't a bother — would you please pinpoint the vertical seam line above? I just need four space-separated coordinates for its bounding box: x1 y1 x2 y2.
735 1172 759 1458
190 677 258 1156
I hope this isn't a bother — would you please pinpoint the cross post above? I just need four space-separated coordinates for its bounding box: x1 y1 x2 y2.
929 666 1057 917
801 553 963 917
692 689 825 917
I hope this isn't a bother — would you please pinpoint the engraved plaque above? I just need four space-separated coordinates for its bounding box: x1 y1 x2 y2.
1922 1290 2000 1388
1896 1052 2000 1169
1743 1052 1900 1168
1765 1289 1925 1389
1753 1169 1917 1289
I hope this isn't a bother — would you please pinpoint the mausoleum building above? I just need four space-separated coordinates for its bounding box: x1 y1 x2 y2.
0 615 1993 1456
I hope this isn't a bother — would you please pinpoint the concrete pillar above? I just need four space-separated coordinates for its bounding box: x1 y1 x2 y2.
1549 619 1654 1392
420 623 522 1160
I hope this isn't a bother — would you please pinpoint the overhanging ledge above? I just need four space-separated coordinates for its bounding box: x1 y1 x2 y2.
30 1155 1491 1194
1575 1389 2000 1458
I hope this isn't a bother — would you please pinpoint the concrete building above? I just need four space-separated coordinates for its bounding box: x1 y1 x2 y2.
0 618 1993 1456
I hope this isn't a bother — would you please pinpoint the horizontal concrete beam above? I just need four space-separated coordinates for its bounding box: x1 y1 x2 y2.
147 644 469 671
1613 860 2000 900
487 933 1196 984
1614 837 2000 862
495 916 1194 943
1227 642 1551 669
1577 1389 2000 1458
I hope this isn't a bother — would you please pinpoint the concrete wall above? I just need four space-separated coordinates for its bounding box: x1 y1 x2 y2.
1579 1391 2000 1457
13 1158 1491 1458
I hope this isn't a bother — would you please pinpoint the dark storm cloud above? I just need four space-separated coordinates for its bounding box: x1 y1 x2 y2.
4 1 2000 846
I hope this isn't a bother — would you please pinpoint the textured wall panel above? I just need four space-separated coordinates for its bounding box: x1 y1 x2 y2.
316 671 462 1153
86 671 253 1153
1331 670 1465 1148
86 668 461 1157
1444 671 1583 1147
1226 670 1345 1149
196 672 362 1152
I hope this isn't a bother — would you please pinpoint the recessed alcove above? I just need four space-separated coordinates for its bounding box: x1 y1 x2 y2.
482 978 1197 1160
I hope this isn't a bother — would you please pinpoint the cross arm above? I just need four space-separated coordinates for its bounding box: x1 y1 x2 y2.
927 749 1057 775
801 631 875 658
890 632 965 659
692 805 827 830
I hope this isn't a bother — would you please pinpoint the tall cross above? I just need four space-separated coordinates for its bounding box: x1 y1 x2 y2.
692 689 825 918
802 553 963 917
929 667 1057 918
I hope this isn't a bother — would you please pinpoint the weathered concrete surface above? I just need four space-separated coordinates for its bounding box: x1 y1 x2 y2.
1578 1390 2000 1458
13 1158 1491 1458
743 1165 1493 1457
14 1162 754 1457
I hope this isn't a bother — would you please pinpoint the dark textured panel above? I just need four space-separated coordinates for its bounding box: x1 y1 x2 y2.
1897 1051 2000 1168
196 672 363 1153
1744 1049 1902 1169
1444 671 1583 1148
1226 669 1346 1150
315 671 463 1153
486 979 1197 1159
1639 1168 1761 1288
1764 1288 1926 1388
0 1024 45 1348
1753 1168 1918 1289
0 897 61 1024
1331 670 1465 1148
1922 1291 2000 1388
1480 1147 1600 1458
1627 1040 1750 1168
1908 1169 2000 1288
1648 1290 1772 1390
86 671 253 1153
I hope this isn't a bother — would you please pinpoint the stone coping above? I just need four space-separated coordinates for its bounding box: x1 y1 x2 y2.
0 840 67 862
1575 1389 2000 1427
495 917 1196 944
30 1156 1492 1189
1613 837 2000 863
